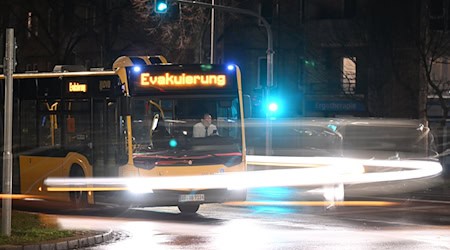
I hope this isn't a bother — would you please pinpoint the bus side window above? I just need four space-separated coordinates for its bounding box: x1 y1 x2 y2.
231 98 238 119
67 117 76 133
242 95 252 118
229 95 251 119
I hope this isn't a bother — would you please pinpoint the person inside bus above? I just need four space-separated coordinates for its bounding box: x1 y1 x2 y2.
193 113 218 137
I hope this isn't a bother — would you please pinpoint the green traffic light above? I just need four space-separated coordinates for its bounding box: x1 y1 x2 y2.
154 0 168 13
157 3 167 11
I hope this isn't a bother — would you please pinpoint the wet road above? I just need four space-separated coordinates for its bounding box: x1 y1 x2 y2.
36 185 450 250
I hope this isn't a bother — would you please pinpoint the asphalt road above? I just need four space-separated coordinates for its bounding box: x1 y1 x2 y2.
15 182 450 250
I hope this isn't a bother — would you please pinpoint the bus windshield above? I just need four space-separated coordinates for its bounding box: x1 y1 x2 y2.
125 63 244 169
130 96 242 168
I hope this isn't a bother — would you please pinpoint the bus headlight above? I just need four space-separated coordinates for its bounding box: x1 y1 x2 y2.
127 181 154 194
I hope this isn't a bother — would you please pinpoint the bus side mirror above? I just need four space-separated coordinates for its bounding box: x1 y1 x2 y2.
151 114 160 131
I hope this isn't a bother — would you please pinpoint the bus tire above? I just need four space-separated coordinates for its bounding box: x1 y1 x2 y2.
178 203 200 214
69 165 88 209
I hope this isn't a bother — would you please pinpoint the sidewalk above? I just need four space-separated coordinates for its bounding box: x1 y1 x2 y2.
0 230 114 250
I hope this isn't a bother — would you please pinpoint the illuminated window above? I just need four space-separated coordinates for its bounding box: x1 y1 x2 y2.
342 57 356 95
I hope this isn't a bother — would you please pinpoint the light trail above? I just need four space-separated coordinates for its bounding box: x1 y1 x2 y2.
0 194 44 200
44 156 442 192
225 200 400 207
248 155 443 183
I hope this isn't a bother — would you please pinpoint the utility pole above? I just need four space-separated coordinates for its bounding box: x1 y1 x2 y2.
177 0 274 155
2 28 15 236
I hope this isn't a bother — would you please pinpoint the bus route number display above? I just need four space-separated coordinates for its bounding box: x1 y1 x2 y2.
68 81 87 93
140 72 227 88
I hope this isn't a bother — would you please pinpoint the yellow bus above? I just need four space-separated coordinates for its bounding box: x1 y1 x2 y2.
0 56 247 213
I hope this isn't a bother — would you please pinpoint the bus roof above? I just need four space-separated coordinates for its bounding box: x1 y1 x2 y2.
0 70 117 80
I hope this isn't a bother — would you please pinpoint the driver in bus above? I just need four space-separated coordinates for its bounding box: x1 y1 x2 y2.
193 113 218 137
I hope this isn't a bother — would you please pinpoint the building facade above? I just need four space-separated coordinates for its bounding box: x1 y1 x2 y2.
2 0 448 121
222 0 429 119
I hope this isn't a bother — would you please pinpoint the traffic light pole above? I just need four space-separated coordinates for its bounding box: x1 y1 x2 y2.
210 0 215 64
176 0 274 155
176 0 273 88
2 28 14 236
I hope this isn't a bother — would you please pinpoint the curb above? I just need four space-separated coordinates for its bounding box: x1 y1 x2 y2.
0 230 114 250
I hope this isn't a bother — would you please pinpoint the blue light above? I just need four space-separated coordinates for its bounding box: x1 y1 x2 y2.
327 124 337 132
247 187 297 214
169 138 177 148
133 66 141 73
156 2 168 12
227 64 235 71
268 102 278 112
250 187 294 201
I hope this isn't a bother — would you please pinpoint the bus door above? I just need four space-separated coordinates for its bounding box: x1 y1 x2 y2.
34 99 62 148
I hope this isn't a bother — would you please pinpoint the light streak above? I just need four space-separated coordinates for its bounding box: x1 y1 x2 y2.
44 157 442 192
0 194 43 200
225 201 400 207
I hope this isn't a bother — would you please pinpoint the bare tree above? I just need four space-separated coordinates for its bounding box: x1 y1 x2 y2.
0 0 212 70
0 0 126 69
414 0 450 156
130 0 210 63
0 0 103 68
417 21 450 127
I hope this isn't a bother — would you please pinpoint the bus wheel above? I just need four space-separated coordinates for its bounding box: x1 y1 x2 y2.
178 204 200 214
69 165 88 209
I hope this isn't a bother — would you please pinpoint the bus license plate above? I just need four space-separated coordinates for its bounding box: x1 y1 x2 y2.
179 194 205 202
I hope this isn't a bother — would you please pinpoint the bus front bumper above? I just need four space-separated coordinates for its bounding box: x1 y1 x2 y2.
98 188 247 207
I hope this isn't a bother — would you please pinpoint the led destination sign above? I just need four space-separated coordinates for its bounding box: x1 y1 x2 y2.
128 64 237 95
140 73 227 88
